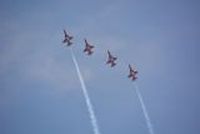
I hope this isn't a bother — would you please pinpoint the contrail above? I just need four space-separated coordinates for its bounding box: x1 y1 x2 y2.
134 84 155 134
70 48 101 134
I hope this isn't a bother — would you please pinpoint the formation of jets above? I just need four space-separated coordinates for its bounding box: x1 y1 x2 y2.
62 29 138 81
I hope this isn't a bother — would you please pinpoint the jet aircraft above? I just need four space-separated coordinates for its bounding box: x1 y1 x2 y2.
128 64 138 81
106 50 117 67
63 30 73 46
83 39 94 55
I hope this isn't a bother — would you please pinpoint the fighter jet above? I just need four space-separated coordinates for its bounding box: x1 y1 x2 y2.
63 30 73 46
128 64 138 81
106 50 117 67
83 39 94 55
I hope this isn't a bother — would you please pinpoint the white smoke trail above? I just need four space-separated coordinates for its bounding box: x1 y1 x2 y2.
134 84 155 134
70 48 101 134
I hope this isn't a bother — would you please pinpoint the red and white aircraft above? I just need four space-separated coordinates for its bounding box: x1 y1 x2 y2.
63 30 73 46
128 64 138 81
83 39 94 55
106 50 117 67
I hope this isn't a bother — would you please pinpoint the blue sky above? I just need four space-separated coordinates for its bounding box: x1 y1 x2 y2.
0 0 200 134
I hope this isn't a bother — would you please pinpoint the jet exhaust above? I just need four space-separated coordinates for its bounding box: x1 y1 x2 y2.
134 84 155 134
70 48 101 134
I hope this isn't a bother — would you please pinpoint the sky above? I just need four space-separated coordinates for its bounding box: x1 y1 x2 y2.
0 0 200 134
